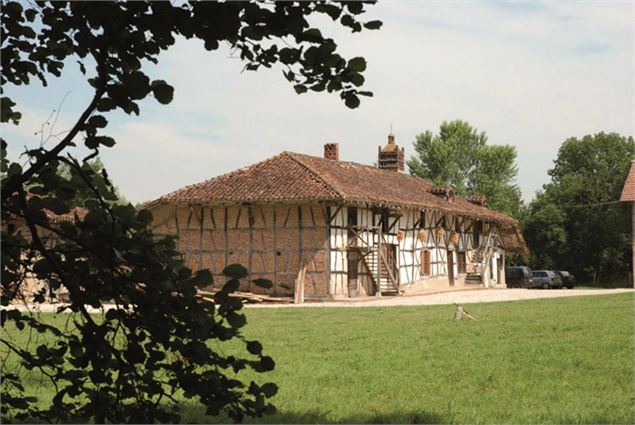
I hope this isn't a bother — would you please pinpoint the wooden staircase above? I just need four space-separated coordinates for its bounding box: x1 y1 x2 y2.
348 224 399 296
362 249 398 294
466 249 484 284
466 234 494 285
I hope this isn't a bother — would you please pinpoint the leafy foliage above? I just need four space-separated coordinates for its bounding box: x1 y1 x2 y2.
522 133 634 283
407 120 522 217
1 1 381 422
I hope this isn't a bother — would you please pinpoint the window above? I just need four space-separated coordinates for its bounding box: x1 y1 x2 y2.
457 251 466 274
421 250 431 276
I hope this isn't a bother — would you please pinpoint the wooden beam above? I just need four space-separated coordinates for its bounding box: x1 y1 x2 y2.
388 215 400 232
224 206 228 272
272 206 277 295
294 259 308 304
328 204 343 224
322 204 331 295
297 205 303 298
248 205 254 292
376 224 382 297
198 206 204 271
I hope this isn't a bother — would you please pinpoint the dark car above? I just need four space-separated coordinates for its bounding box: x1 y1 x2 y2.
554 270 575 289
506 266 533 288
531 270 563 289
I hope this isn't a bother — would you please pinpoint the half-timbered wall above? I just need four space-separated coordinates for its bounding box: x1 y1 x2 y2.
328 206 348 296
151 203 329 297
353 208 376 296
151 201 507 299
336 205 506 294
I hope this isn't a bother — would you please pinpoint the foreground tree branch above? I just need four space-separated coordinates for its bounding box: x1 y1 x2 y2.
1 1 382 422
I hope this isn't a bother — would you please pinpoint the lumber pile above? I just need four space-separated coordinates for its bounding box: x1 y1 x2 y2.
197 289 293 304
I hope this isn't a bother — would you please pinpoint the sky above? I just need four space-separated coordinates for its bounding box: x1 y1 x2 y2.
3 1 634 204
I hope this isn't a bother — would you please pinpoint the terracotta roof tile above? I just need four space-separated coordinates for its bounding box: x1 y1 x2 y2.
156 153 340 204
620 160 635 202
152 152 517 225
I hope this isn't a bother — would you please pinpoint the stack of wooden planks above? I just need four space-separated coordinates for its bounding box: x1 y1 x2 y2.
197 289 293 304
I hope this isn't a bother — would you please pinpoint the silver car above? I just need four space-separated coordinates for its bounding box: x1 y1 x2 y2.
530 270 563 289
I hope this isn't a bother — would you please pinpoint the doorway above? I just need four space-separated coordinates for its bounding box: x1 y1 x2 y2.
347 250 359 297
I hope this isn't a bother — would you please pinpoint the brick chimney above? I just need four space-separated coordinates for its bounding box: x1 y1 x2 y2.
378 133 405 172
324 142 339 160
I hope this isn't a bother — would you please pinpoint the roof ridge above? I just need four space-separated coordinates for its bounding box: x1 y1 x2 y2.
282 151 344 199
283 152 516 224
285 151 436 187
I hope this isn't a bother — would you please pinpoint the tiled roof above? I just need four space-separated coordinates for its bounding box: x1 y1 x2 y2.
156 153 340 204
24 193 88 222
620 160 635 202
152 152 517 225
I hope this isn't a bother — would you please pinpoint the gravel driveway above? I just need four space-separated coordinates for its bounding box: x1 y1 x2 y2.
249 287 634 308
5 288 633 312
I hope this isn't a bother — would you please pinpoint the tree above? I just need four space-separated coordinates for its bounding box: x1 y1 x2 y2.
407 120 522 217
57 157 129 206
522 132 634 284
0 1 382 422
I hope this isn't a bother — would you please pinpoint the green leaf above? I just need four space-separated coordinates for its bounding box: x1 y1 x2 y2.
260 382 278 397
204 39 219 51
226 312 246 328
364 20 383 30
344 93 360 109
293 84 308 95
189 269 213 288
223 264 248 279
151 80 174 105
223 278 240 293
259 355 275 371
137 209 153 225
347 57 366 72
87 115 107 128
124 343 145 364
253 278 272 289
97 136 115 147
301 28 323 43
246 341 262 355
96 98 116 112
350 73 365 87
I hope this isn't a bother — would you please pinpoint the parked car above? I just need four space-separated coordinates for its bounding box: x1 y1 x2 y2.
554 270 576 289
531 270 563 289
506 266 533 288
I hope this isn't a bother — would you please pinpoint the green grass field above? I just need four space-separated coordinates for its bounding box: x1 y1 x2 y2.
3 293 634 424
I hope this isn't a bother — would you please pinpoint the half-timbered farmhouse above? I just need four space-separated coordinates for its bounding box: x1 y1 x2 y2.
147 135 527 300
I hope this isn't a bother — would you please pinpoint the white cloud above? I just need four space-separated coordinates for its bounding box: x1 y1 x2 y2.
3 1 633 203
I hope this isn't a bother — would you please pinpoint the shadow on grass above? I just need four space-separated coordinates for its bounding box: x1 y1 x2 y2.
181 405 445 424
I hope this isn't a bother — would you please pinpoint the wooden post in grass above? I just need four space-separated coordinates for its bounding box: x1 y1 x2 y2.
454 305 464 321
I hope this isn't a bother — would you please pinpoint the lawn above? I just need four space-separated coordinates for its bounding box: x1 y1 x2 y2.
3 293 634 424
